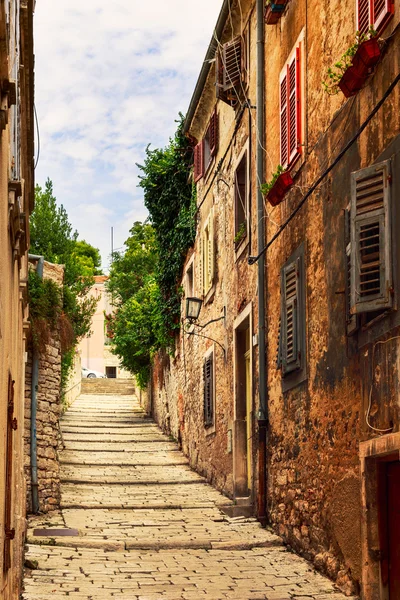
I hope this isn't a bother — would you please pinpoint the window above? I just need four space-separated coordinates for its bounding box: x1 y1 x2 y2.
234 151 248 247
278 244 307 389
356 0 394 34
186 263 194 297
280 40 302 169
349 160 393 321
105 366 117 378
194 109 219 182
215 33 249 107
203 349 215 428
200 209 215 296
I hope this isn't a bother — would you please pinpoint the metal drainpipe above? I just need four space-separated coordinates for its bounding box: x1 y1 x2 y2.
256 0 268 526
28 253 43 514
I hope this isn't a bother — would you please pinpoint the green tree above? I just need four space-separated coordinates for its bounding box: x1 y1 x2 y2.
107 221 157 305
72 240 102 277
31 178 102 283
29 179 99 401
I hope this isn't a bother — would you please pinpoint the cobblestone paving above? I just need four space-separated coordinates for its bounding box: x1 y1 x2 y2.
23 394 356 600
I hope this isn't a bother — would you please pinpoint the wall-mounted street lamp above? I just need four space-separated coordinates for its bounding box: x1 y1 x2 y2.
185 297 203 323
184 297 226 355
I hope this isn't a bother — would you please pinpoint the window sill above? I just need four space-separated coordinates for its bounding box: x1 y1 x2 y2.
234 236 249 262
204 284 216 306
205 424 216 437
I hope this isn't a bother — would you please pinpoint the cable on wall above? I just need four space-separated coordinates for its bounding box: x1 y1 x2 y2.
248 72 400 265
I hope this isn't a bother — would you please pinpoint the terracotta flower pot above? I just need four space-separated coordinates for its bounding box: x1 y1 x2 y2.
338 66 366 98
351 38 381 78
266 171 294 207
264 2 286 24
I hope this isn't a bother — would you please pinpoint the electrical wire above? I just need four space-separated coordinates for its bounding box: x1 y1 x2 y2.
365 335 400 433
248 72 400 265
34 103 40 170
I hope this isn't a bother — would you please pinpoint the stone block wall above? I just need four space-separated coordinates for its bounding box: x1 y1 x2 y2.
24 261 64 514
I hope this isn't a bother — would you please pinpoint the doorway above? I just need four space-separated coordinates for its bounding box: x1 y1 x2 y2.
106 366 117 378
387 461 400 598
233 305 252 500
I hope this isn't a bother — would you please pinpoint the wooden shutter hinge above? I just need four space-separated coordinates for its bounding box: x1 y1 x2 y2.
12 418 18 431
5 528 15 540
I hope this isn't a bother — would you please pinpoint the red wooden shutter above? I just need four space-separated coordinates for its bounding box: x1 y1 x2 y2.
357 0 370 33
280 73 288 167
209 110 218 157
281 45 301 167
194 141 204 182
373 0 393 31
288 56 297 163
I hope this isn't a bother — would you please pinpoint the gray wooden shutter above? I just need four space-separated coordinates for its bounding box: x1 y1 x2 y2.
345 208 358 335
203 354 214 426
350 159 393 314
281 258 301 374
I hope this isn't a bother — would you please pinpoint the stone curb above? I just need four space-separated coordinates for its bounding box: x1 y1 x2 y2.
59 478 206 485
60 502 233 510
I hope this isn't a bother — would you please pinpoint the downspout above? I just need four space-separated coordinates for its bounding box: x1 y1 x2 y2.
28 253 43 514
255 0 268 526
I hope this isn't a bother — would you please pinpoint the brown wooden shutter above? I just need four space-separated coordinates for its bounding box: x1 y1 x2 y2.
194 141 204 183
215 37 245 106
350 159 393 314
203 354 214 427
223 37 243 91
4 374 16 572
281 258 302 374
216 49 230 105
209 109 219 157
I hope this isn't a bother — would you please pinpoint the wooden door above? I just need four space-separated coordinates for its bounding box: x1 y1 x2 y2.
244 329 251 492
387 461 400 598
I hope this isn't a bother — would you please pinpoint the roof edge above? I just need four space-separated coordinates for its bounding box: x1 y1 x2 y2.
183 0 229 136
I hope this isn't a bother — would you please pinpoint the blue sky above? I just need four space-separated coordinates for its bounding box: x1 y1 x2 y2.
34 1 222 268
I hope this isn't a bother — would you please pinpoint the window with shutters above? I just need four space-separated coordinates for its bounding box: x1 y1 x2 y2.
280 37 303 169
356 0 394 34
234 147 249 252
4 374 16 572
278 244 307 390
201 209 215 298
349 160 393 321
203 348 215 428
193 109 219 182
215 31 249 107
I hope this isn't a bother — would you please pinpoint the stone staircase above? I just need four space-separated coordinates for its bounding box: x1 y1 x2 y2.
80 378 135 395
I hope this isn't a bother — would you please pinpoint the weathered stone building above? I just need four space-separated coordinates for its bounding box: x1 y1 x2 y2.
0 0 34 597
150 0 400 597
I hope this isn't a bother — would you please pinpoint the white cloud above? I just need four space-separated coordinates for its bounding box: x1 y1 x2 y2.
34 1 222 269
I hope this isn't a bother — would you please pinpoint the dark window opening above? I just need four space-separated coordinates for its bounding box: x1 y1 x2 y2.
106 366 117 378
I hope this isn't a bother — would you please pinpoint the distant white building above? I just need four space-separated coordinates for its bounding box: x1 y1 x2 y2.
79 276 131 378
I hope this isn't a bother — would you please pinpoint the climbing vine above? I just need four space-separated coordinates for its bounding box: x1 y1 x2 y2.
108 116 196 388
137 114 196 339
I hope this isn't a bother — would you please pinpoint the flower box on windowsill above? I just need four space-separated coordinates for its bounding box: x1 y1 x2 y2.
338 66 366 98
264 2 286 24
351 38 381 79
266 172 294 207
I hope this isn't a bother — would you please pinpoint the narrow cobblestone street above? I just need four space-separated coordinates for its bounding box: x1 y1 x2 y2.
23 394 356 600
